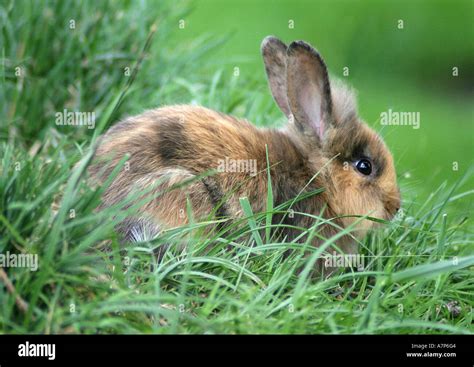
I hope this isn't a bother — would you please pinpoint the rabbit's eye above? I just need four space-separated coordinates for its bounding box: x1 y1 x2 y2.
355 159 372 175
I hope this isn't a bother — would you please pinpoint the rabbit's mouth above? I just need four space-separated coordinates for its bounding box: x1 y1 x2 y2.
382 188 402 220
383 203 401 221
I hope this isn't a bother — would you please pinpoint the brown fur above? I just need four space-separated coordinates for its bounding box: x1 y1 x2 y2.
88 37 400 272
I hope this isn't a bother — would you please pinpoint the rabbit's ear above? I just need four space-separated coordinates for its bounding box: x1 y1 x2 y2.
286 41 333 142
261 36 291 117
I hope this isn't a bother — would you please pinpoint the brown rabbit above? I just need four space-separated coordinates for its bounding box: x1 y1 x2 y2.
89 36 400 266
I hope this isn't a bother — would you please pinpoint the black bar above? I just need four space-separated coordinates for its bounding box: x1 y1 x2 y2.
0 334 471 366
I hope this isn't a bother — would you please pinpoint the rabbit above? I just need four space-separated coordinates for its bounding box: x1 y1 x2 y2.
88 36 401 269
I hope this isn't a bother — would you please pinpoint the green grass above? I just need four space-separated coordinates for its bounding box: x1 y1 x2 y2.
0 138 473 334
0 0 473 334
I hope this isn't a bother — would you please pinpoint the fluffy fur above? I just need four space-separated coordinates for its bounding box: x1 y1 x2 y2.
88 36 400 269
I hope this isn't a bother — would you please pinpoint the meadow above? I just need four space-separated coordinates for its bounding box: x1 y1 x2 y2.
0 0 473 334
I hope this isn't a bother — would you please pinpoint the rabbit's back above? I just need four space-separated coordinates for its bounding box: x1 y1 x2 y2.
89 105 305 239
